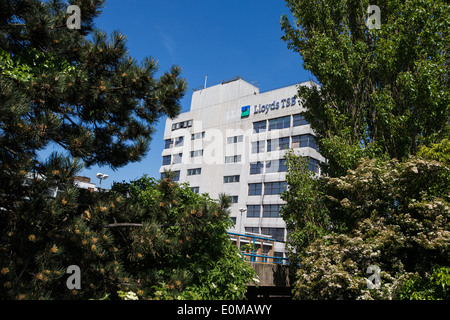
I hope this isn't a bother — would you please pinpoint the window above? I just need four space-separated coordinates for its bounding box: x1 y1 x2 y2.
309 136 318 150
253 120 267 133
273 251 284 264
190 149 203 157
264 181 287 195
265 160 274 173
227 135 243 144
230 196 238 204
172 119 192 131
250 162 264 175
308 157 319 173
251 141 265 154
268 137 289 152
175 136 184 147
172 153 182 164
269 116 290 131
247 205 261 218
291 135 302 148
224 175 240 183
278 159 288 172
261 227 285 241
161 170 180 181
191 132 205 140
248 183 262 196
263 204 283 218
190 186 200 194
293 114 308 127
225 155 241 163
187 168 201 176
266 159 287 173
164 139 173 149
279 137 290 150
245 227 260 234
292 134 317 149
162 155 171 166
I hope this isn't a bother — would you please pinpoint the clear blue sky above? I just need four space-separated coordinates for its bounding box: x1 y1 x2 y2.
44 0 315 188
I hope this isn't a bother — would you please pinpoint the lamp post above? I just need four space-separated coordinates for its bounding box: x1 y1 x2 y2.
96 172 109 191
237 207 247 254
238 207 246 234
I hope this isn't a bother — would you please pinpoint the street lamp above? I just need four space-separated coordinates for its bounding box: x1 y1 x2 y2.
96 172 109 190
239 207 247 234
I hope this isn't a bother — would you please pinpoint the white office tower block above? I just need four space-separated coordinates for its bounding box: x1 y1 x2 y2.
160 77 325 260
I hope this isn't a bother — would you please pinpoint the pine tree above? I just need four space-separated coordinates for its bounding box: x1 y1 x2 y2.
0 0 186 299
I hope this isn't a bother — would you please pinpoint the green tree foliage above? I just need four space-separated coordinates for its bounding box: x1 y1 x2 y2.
281 0 449 177
397 265 450 300
0 172 255 299
290 156 449 299
109 176 256 300
0 0 255 299
280 150 329 265
417 138 450 165
0 0 187 171
281 0 449 299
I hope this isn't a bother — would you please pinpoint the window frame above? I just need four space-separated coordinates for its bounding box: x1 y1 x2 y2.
187 168 202 176
293 114 308 127
247 205 261 218
253 120 267 133
162 155 171 166
251 141 265 154
248 183 263 196
263 204 283 218
250 162 264 175
269 116 290 131
190 149 204 158
223 175 240 183
264 181 287 195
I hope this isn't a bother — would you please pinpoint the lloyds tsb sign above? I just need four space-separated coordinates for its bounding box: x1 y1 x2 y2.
241 96 297 118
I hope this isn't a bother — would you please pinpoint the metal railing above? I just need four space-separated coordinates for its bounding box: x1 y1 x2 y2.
227 232 289 265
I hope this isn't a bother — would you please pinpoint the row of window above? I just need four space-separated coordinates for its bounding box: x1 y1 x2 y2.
250 159 288 174
163 135 318 166
166 133 316 153
164 131 205 149
162 149 203 165
252 134 317 153
164 157 318 180
166 132 244 150
165 113 308 148
247 204 283 218
244 227 285 242
161 169 286 196
164 152 241 164
248 181 287 196
253 114 308 133
251 157 319 174
171 119 193 131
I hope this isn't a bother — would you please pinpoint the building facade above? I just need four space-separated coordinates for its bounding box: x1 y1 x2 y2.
160 77 325 259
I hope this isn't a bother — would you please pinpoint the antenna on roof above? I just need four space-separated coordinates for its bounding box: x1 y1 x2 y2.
204 75 207 89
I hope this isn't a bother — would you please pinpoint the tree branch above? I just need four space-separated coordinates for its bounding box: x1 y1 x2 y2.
102 223 143 228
